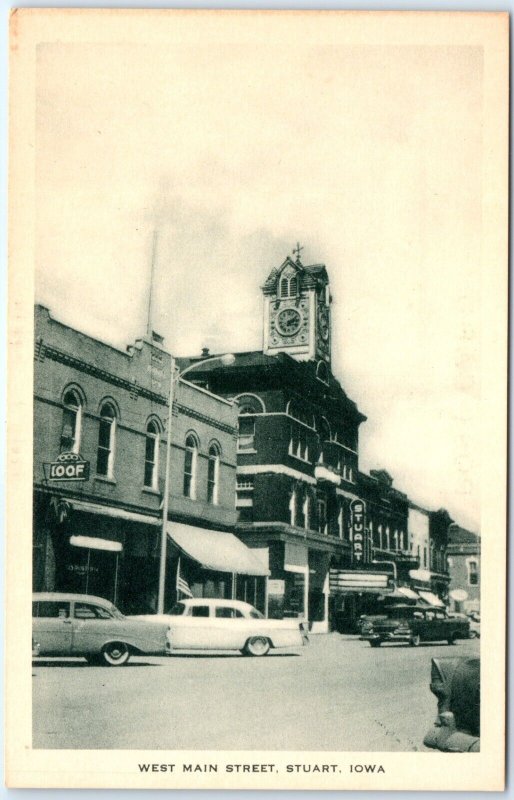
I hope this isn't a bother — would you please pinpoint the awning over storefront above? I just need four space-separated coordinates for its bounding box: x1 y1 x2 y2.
168 523 270 576
70 535 122 552
70 498 159 525
418 590 445 608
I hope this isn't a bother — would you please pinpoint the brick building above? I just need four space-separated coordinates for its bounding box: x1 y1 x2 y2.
447 524 481 614
33 305 268 614
180 253 449 631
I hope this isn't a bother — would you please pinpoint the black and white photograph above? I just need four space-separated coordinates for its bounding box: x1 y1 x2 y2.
6 8 507 791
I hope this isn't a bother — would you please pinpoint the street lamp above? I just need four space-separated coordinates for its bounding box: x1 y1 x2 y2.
157 352 236 613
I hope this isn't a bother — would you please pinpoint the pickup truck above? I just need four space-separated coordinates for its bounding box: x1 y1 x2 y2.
360 604 470 647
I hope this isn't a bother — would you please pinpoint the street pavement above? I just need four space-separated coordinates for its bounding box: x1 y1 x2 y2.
32 633 479 751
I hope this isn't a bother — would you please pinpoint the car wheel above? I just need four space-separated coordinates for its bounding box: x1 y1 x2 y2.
369 640 381 647
409 634 421 647
101 642 131 666
244 636 270 657
447 634 456 645
468 630 478 639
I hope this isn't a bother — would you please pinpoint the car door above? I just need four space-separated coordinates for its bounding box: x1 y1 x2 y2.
423 609 439 641
33 600 72 655
170 604 213 649
70 601 116 655
210 605 248 649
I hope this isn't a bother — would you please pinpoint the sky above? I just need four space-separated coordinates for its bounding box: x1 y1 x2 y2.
35 32 484 532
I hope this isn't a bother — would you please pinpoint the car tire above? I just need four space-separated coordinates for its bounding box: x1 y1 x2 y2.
409 634 421 647
369 640 381 647
447 634 457 645
101 642 131 666
243 636 270 657
468 631 478 639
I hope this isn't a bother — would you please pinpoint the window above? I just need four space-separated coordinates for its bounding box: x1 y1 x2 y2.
238 415 255 451
236 477 254 508
215 606 244 618
61 389 82 453
317 498 327 535
144 420 160 489
289 488 297 526
190 605 210 617
74 603 113 619
279 272 298 298
302 494 311 530
183 434 198 498
207 444 220 504
169 602 187 616
97 402 116 477
468 559 479 586
338 504 345 539
32 601 70 619
289 424 309 461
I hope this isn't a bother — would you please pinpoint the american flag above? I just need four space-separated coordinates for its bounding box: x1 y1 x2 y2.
176 557 193 598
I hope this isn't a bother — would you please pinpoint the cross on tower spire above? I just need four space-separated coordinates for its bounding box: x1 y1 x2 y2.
292 242 304 263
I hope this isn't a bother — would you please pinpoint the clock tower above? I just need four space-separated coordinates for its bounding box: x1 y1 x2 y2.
262 249 331 363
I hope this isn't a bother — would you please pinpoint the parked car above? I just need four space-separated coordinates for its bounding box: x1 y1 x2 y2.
132 598 309 656
447 611 480 639
423 656 480 751
32 592 170 666
360 604 470 647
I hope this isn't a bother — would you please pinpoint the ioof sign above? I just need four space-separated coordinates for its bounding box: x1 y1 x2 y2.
45 451 90 482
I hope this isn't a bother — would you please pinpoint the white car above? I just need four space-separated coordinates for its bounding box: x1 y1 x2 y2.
132 598 309 657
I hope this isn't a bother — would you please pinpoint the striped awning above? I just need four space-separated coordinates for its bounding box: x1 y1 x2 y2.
167 523 270 577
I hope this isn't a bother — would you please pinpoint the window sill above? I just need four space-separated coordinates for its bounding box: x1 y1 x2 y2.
142 486 160 496
94 475 117 484
237 448 257 454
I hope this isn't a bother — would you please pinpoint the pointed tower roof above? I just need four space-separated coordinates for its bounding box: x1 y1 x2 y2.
262 256 329 296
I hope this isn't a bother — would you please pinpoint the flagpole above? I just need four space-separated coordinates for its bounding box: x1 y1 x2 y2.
157 355 176 614
147 230 158 338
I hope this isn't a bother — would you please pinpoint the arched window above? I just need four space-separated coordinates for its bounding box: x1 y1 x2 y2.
61 389 82 453
183 434 198 499
317 498 327 535
303 493 311 530
97 402 116 477
289 488 297 526
207 443 221 504
144 420 160 489
338 502 345 539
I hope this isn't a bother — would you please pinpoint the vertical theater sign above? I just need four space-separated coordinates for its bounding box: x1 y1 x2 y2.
350 498 370 565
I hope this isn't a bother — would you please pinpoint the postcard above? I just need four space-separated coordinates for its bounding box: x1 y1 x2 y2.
6 8 508 791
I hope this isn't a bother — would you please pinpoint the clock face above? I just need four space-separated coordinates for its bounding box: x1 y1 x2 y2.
276 308 302 336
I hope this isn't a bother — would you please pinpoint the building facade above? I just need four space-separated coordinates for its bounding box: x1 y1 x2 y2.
447 524 481 614
33 305 268 614
181 253 450 631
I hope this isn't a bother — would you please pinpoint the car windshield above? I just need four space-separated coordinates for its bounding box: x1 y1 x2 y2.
249 609 264 619
167 602 187 616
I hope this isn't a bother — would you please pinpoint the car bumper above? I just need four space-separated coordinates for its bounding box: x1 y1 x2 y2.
360 633 410 643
